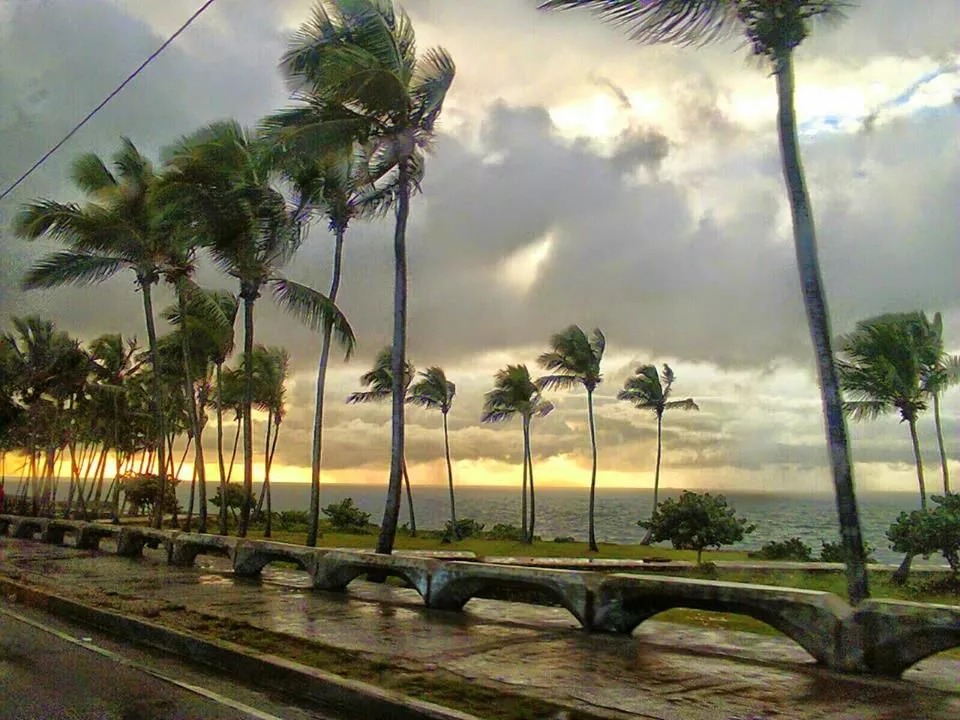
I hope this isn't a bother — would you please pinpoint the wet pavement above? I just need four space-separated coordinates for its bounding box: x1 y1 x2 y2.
1 537 957 719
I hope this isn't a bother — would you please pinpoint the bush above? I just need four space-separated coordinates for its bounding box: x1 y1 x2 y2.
274 510 310 532
640 491 755 565
887 493 960 578
122 474 179 517
819 539 876 564
485 523 525 541
553 536 577 544
748 538 813 562
322 498 371 532
443 517 484 542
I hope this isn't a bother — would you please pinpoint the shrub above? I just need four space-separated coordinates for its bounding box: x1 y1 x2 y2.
443 517 484 542
122 474 179 517
553 536 577 544
887 493 960 579
819 539 876 564
322 498 371 532
485 523 526 541
640 491 755 565
748 538 813 562
274 510 310 531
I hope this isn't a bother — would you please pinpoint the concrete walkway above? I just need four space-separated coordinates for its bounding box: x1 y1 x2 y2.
1 538 957 719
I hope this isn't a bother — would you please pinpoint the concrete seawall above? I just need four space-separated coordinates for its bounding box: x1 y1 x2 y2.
1 513 957 676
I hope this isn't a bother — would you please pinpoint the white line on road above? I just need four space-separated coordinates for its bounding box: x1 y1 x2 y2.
0 607 292 720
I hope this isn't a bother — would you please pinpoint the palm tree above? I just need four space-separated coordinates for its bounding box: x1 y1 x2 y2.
268 150 379 548
407 367 458 536
15 139 175 528
249 345 289 539
923 312 959 494
481 365 554 543
618 364 699 544
537 0 870 605
537 326 605 552
838 312 939 510
347 347 418 536
163 120 355 538
272 0 456 555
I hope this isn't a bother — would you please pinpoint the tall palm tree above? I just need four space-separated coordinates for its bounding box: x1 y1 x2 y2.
839 312 939 510
15 139 175 528
538 0 870 605
268 149 379 547
922 312 959 494
407 367 458 536
163 120 355 537
272 0 456 554
481 365 554 543
537 326 605 552
618 364 699 544
347 347 418 536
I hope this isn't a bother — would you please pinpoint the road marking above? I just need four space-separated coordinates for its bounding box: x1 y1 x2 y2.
0 607 291 720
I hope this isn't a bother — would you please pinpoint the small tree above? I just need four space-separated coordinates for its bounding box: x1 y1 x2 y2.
887 493 960 582
208 483 249 525
820 539 876 564
122 474 179 518
640 491 754 565
322 498 371 533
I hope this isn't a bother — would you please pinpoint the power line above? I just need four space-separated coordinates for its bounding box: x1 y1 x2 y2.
0 0 218 203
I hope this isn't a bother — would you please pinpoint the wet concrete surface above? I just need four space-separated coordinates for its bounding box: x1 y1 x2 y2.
1 538 957 719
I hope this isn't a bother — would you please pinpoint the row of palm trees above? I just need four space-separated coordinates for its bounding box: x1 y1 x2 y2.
0 312 290 533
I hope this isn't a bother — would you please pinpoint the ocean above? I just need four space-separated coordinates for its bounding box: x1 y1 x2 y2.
175 482 927 565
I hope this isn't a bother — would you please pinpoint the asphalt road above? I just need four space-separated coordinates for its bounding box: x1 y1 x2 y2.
0 607 331 720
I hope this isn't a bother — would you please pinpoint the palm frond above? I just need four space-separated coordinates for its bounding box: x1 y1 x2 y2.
71 153 117 197
537 0 736 47
664 398 699 412
843 400 891 422
410 47 456 131
407 366 455 412
270 278 356 359
346 389 382 405
21 252 126 289
536 374 583 391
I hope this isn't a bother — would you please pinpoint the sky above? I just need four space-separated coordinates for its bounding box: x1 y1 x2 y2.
0 0 958 496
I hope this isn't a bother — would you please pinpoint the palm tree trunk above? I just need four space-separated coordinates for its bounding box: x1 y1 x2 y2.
308 225 346 547
185 463 197 532
377 160 411 555
775 49 868 605
239 292 256 538
227 416 241 484
265 416 279 539
255 409 273 519
524 416 535 544
401 458 416 537
587 388 599 552
907 414 927 511
442 411 458 537
641 411 664 546
521 426 528 540
933 393 950 493
178 293 209 534
141 281 169 530
215 362 228 535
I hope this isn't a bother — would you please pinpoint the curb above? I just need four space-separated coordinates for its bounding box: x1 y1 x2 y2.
0 575 481 720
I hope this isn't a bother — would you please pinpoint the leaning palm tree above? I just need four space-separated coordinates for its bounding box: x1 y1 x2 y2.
272 0 456 554
347 347 418 536
15 139 176 529
481 365 554 543
618 364 699 545
838 312 939 510
537 326 605 551
163 120 355 537
268 149 384 547
538 0 870 604
407 367 458 536
250 345 289 539
922 312 960 494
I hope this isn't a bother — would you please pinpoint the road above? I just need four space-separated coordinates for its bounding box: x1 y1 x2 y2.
0 605 332 720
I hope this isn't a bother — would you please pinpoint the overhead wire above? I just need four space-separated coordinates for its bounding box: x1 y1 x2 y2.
0 0 218 203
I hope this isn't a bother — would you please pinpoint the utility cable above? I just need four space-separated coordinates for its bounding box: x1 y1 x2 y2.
0 0 217 203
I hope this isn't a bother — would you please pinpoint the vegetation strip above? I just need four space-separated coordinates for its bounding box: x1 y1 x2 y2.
0 573 610 720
